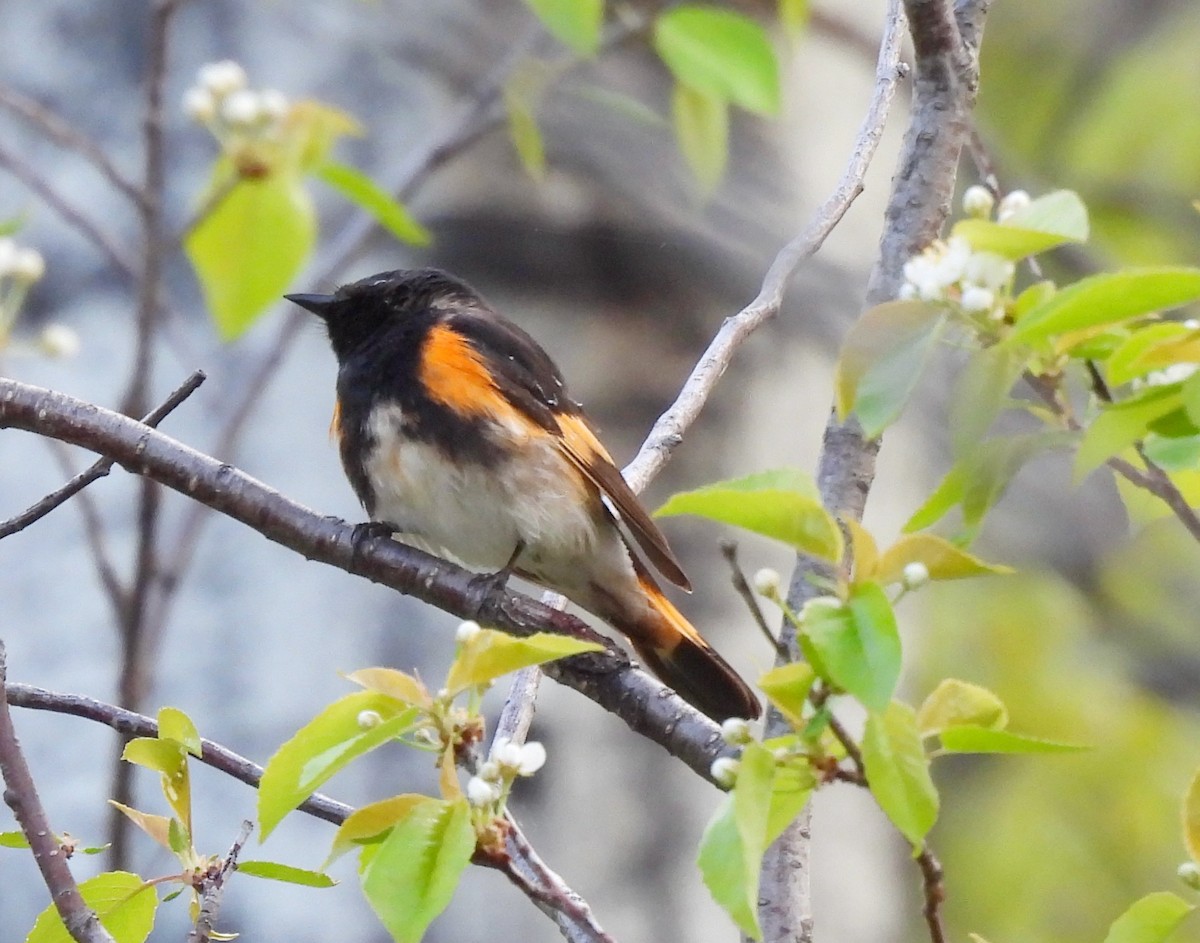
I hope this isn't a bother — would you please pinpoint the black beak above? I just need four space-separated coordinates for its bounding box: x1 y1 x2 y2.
285 292 336 317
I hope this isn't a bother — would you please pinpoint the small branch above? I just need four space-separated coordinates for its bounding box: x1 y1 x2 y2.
719 542 787 660
493 666 543 748
0 85 144 206
0 371 206 540
915 845 947 943
0 379 728 780
622 0 907 494
0 645 116 943
0 141 138 279
6 682 353 825
808 683 865 781
187 820 253 943
481 812 616 943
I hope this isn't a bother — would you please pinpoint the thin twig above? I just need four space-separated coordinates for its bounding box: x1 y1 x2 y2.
915 845 947 943
6 682 353 825
0 646 116 943
0 85 144 206
0 142 138 278
623 4 908 494
486 812 617 943
0 371 206 540
808 683 865 782
187 820 253 943
493 666 543 748
719 542 787 659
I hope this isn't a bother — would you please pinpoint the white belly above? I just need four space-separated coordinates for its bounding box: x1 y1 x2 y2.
363 404 607 575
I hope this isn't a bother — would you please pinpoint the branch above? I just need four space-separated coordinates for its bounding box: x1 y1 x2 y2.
0 141 138 278
0 85 143 206
0 645 116 943
622 0 907 494
916 846 947 943
5 682 353 825
187 820 253 943
0 371 206 540
479 812 616 943
0 379 727 781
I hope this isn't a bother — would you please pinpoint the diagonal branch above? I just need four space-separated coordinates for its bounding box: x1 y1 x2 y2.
0 371 206 540
0 378 728 781
0 645 116 943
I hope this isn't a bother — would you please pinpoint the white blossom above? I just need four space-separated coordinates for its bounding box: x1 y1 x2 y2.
1145 363 1199 386
455 620 482 644
182 87 216 123
356 709 382 730
752 568 781 597
962 185 995 219
710 756 740 788
492 737 547 776
197 60 247 97
997 189 1031 221
220 89 262 127
11 247 45 284
720 717 752 746
960 286 996 314
258 88 289 120
467 775 502 808
39 324 80 359
902 561 930 590
963 251 1015 292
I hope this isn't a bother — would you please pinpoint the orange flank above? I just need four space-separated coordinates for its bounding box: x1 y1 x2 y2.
419 323 514 420
330 397 343 443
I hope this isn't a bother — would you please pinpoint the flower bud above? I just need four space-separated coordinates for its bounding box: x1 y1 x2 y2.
455 620 482 644
960 286 995 313
197 60 247 97
39 325 80 359
467 775 501 808
962 185 995 219
720 717 753 746
356 709 382 730
997 189 1031 221
752 568 781 597
182 87 216 124
12 247 45 284
220 89 261 127
902 561 930 590
710 756 740 788
258 89 289 121
1178 861 1200 891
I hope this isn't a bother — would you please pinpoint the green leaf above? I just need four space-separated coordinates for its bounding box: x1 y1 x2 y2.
121 738 191 834
802 582 900 711
861 702 938 846
916 679 1008 735
345 667 432 708
186 167 316 341
1106 323 1194 385
875 534 1013 585
108 802 173 852
503 68 547 180
258 693 418 838
672 82 729 194
835 300 947 439
758 662 815 727
656 468 843 561
1006 267 1200 345
764 759 815 847
237 860 337 887
937 725 1088 754
328 794 433 865
445 629 603 696
952 189 1089 259
316 163 430 247
26 871 157 943
949 345 1027 458
166 818 190 855
904 465 967 533
0 830 30 848
157 707 201 756
654 6 780 115
361 798 476 943
1103 892 1193 943
698 742 775 939
523 0 603 55
1183 373 1200 429
1182 767 1200 863
1076 386 1184 479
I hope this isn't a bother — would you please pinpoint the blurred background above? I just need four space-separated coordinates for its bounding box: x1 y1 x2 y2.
2 1 1200 941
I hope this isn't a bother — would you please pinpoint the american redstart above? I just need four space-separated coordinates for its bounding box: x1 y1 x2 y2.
287 268 761 722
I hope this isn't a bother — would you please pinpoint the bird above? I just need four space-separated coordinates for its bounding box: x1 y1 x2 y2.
287 268 761 722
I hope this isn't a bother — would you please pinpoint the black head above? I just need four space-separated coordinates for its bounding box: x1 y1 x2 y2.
286 268 483 363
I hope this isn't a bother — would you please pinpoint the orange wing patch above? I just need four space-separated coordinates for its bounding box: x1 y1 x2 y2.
555 412 692 591
420 323 517 421
330 397 343 443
